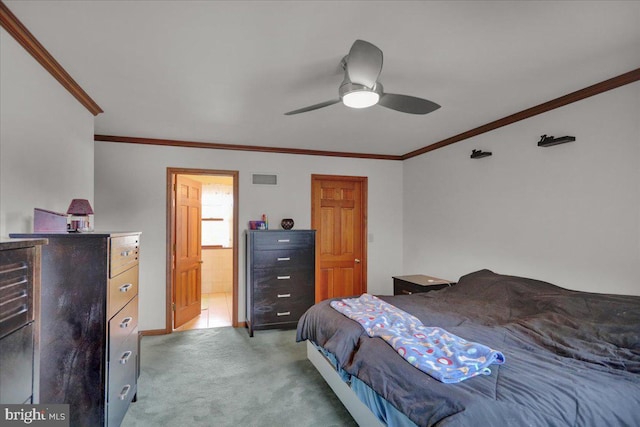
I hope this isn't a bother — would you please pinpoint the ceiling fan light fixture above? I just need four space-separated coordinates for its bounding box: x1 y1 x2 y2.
285 40 439 116
339 82 381 109
342 89 380 109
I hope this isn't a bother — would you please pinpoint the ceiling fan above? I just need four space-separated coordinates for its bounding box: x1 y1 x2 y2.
285 39 440 116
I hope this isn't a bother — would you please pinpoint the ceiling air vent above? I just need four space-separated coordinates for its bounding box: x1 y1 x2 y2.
252 173 278 185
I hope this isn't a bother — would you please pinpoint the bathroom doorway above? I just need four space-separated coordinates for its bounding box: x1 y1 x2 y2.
167 168 239 332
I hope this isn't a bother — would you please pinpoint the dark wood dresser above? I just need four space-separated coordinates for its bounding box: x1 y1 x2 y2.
10 232 140 427
246 230 315 336
0 238 47 404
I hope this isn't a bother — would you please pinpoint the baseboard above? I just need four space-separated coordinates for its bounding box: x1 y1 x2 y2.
142 323 246 336
140 328 169 336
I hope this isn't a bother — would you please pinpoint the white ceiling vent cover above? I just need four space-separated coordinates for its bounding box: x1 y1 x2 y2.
252 173 278 185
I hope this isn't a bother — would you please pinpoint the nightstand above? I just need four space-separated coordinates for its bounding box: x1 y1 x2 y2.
393 274 454 296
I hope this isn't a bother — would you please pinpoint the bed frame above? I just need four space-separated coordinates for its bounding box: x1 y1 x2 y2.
306 341 385 427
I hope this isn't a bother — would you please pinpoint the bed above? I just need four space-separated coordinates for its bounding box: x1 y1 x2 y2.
296 269 640 426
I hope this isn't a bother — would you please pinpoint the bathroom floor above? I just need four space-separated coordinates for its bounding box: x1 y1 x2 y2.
175 292 233 331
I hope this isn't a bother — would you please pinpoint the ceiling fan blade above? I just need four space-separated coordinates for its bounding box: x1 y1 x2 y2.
346 40 383 88
284 99 341 115
378 93 441 115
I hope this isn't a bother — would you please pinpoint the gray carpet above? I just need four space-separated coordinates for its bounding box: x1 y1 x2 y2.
122 327 358 427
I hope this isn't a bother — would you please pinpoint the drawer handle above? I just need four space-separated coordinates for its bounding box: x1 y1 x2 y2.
277 293 291 298
401 290 413 295
119 384 131 401
277 239 290 243
120 317 133 328
276 257 290 261
277 275 291 280
120 350 132 364
276 311 291 316
121 250 131 257
119 283 133 293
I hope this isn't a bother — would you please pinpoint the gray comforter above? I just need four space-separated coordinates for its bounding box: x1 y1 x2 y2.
296 269 640 426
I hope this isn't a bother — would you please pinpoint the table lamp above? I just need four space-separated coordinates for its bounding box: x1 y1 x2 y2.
67 199 94 232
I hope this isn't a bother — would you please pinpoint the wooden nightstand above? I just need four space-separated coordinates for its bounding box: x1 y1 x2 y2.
393 274 454 296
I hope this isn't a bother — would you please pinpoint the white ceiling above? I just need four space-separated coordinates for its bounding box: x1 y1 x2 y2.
6 0 640 156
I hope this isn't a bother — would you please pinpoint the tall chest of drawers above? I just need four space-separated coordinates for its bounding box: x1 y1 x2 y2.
10 232 141 427
246 230 315 336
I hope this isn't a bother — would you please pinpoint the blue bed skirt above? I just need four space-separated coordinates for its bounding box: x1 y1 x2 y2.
313 343 417 427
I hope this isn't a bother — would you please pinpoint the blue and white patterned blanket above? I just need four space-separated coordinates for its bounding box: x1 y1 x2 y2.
330 293 505 383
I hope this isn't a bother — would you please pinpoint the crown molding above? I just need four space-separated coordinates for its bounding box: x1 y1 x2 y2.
98 68 639 161
0 1 102 116
402 68 640 160
94 135 403 161
3 0 636 156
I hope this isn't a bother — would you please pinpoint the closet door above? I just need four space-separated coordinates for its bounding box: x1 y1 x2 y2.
312 175 367 302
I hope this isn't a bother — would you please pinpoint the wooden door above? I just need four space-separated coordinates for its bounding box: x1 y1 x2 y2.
174 175 202 328
311 175 367 302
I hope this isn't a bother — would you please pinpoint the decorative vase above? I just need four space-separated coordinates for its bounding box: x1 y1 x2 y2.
281 218 294 230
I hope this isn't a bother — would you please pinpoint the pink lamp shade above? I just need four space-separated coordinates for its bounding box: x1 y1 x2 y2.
66 199 94 215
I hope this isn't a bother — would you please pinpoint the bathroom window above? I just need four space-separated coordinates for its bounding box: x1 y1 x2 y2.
201 183 233 247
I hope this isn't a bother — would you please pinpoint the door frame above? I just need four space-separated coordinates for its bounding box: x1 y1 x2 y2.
311 174 368 299
166 167 239 332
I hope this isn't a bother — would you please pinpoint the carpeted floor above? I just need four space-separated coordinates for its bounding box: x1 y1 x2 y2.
122 327 358 427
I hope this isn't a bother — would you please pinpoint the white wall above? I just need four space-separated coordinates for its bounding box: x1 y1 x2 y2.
0 28 94 237
94 143 403 331
403 83 640 296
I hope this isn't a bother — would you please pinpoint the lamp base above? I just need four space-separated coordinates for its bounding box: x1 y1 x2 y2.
68 215 93 233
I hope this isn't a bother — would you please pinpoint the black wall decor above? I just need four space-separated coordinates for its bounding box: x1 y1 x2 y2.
470 149 492 159
538 134 575 147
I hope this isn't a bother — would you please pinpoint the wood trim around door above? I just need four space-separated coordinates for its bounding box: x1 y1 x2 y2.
311 174 368 299
166 167 239 333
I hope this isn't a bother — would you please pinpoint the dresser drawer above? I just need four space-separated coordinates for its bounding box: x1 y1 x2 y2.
109 313 138 366
109 296 138 344
107 331 137 427
253 296 312 325
252 231 315 250
0 323 34 404
109 327 138 373
0 248 33 338
253 268 314 294
108 265 139 319
110 235 140 278
251 248 314 270
253 276 313 300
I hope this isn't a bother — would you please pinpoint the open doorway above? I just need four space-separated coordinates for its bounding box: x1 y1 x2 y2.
166 168 239 332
